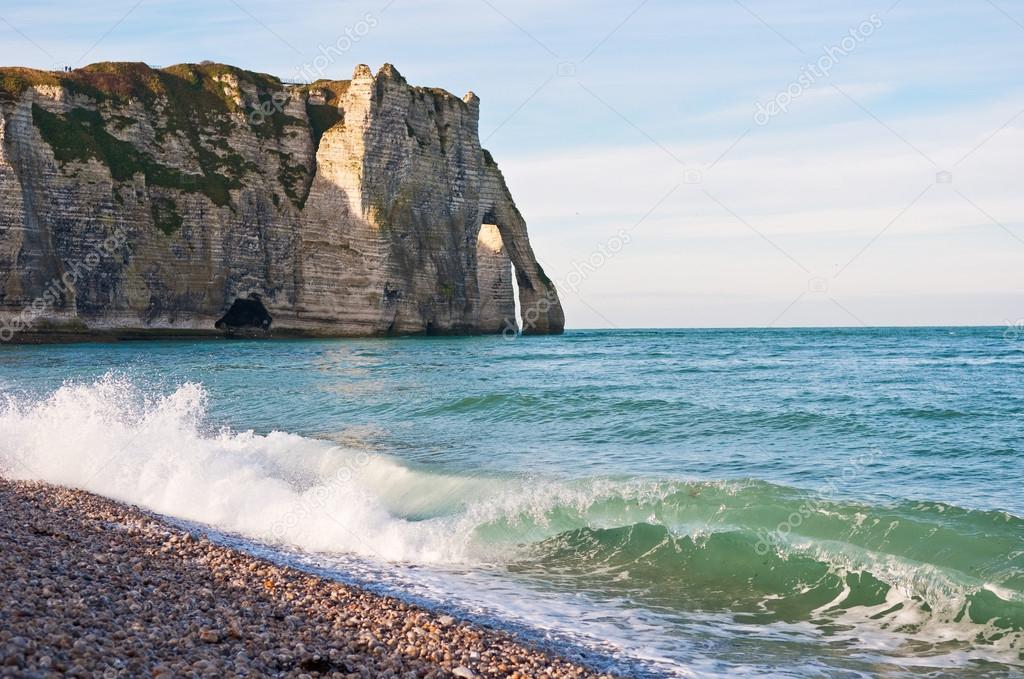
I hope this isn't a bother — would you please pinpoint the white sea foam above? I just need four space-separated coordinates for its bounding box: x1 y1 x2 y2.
0 374 496 562
0 374 739 563
2 374 1022 676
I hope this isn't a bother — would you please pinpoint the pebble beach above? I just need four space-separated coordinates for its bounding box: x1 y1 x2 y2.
0 479 615 679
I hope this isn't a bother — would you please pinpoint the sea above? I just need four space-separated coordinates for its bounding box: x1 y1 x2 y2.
1 327 1022 677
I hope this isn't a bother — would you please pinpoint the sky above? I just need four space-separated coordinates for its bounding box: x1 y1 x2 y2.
1 0 1022 328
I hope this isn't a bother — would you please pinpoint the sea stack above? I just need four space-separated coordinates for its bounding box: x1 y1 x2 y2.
0 62 564 340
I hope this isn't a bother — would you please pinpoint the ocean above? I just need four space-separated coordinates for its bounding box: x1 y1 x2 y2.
1 328 1022 677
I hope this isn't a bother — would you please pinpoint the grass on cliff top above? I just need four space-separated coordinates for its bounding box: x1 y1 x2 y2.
14 61 313 212
0 62 280 102
9 62 321 209
0 68 58 101
2 62 301 140
296 80 351 107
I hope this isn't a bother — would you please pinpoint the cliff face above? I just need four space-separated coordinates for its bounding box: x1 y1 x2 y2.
0 62 564 340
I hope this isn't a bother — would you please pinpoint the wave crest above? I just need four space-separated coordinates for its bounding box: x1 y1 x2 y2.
2 374 1022 663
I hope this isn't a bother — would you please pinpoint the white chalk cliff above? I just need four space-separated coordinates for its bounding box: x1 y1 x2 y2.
0 61 564 339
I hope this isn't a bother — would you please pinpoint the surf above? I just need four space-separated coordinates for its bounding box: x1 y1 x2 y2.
2 373 1023 673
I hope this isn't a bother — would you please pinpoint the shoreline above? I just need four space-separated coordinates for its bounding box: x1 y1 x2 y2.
0 327 517 345
0 479 615 678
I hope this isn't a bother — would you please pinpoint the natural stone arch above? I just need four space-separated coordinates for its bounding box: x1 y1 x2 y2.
475 224 517 334
477 154 564 335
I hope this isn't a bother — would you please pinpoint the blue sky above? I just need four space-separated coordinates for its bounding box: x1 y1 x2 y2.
1 0 1022 327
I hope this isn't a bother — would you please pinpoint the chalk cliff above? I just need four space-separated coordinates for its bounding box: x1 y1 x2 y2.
0 61 564 340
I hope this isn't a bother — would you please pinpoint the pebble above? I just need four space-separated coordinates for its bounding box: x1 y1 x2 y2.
0 479 614 678
198 630 220 644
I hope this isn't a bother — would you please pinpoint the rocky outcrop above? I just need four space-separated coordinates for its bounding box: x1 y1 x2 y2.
0 62 563 340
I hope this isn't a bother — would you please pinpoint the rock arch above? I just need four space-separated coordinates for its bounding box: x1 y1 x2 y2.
478 152 564 335
476 223 517 334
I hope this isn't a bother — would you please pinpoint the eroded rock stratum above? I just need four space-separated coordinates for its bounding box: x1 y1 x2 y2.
0 62 564 340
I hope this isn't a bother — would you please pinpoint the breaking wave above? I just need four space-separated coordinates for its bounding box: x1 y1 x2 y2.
2 374 1023 673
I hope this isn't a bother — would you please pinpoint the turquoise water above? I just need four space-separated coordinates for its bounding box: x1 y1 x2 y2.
1 328 1023 676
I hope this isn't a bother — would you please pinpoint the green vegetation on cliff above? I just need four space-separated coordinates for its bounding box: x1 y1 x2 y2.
7 62 330 213
150 196 184 235
2 62 269 109
0 68 58 100
298 80 351 107
31 104 235 209
1 62 282 117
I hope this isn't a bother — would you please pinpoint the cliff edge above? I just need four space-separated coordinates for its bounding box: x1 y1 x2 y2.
0 62 564 340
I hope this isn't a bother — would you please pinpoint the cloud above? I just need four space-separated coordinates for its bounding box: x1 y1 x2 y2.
505 91 1024 326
